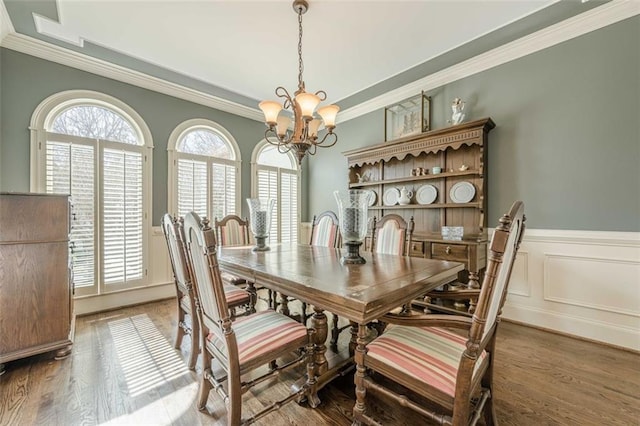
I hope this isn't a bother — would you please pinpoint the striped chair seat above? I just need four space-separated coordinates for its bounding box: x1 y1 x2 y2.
366 326 487 397
223 284 251 306
207 310 307 365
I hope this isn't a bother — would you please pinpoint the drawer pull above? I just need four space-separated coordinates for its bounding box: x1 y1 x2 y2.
445 246 452 255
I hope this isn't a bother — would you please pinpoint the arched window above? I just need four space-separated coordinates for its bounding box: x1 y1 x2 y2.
251 142 300 243
167 119 241 222
30 90 153 296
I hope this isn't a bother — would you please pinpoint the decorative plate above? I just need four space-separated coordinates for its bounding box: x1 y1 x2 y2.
367 190 377 207
416 184 438 205
450 181 476 203
383 187 400 206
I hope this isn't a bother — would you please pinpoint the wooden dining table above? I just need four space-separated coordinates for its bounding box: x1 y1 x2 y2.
217 243 464 406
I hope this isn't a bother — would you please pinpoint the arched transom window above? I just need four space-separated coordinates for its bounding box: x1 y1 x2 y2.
30 90 153 297
168 119 241 222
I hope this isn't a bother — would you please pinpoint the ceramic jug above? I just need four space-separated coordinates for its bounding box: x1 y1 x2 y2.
398 186 413 205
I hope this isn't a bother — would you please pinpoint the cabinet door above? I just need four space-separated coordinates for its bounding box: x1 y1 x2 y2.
0 242 70 356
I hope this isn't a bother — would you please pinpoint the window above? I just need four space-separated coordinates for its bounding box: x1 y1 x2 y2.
252 142 300 244
30 90 152 296
168 119 241 222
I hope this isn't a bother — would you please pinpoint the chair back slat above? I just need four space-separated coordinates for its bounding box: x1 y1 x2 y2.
472 201 526 341
184 212 230 330
215 214 250 247
371 214 414 256
310 210 340 248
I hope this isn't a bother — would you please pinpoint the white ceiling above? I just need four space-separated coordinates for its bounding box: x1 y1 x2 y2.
30 0 557 105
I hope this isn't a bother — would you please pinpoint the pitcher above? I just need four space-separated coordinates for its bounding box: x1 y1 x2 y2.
398 186 413 205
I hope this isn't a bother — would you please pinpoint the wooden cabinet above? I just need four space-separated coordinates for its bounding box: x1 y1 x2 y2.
0 193 74 374
343 118 495 311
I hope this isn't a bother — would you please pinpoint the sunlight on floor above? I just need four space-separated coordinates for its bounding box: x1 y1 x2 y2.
108 313 190 397
98 381 199 426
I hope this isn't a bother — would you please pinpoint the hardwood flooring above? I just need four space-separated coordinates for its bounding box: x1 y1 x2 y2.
1 298 638 425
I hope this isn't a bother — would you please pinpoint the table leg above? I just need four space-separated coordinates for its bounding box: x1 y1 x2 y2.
310 306 328 376
352 323 368 425
279 293 290 317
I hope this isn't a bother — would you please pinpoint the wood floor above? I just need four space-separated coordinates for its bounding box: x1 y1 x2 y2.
1 298 638 426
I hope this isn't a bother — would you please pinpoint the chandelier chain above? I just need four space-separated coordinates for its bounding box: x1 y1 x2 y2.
297 8 304 90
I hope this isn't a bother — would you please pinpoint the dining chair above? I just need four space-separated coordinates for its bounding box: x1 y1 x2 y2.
307 211 345 345
370 214 414 256
183 211 317 425
214 214 258 312
352 201 526 426
161 213 252 370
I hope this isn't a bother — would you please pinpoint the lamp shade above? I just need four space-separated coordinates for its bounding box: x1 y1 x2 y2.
308 118 321 138
318 104 340 128
259 101 283 124
276 115 292 137
295 92 321 118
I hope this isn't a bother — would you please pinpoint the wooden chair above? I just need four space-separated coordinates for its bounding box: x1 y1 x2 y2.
183 212 317 425
352 201 526 426
161 213 252 370
214 214 258 312
370 214 414 256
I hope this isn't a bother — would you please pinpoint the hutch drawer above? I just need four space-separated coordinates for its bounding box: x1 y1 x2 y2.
431 243 468 262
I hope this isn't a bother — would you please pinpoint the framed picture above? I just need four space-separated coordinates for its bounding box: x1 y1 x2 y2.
384 91 431 142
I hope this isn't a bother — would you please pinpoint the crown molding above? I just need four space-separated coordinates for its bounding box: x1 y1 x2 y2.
1 1 637 124
0 32 264 122
338 0 640 123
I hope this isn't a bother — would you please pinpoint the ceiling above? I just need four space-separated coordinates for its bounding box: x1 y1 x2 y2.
1 0 609 111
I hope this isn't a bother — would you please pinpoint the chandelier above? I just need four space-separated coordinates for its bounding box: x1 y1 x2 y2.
259 0 339 165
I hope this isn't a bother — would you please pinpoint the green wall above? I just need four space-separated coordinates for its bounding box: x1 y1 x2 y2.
308 17 640 232
0 48 309 225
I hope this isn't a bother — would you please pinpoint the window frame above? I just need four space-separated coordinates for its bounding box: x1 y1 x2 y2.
251 139 301 243
167 119 242 221
30 90 153 297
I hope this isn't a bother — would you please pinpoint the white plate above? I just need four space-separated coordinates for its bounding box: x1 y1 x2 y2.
383 187 400 206
416 184 438 205
450 181 476 203
367 190 377 207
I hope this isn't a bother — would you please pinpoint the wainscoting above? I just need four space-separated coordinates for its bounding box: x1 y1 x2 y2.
76 225 639 351
502 229 639 351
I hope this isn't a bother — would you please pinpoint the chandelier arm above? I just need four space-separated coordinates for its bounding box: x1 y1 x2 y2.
314 90 327 102
264 128 291 147
315 131 338 148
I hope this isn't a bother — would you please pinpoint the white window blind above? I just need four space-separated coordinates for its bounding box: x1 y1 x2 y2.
281 169 298 243
177 159 207 218
102 148 143 285
211 163 236 221
46 140 96 288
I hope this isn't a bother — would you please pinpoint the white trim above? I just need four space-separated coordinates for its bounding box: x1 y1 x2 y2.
337 0 640 123
166 118 242 219
2 2 637 125
0 0 15 42
74 282 175 316
1 32 263 122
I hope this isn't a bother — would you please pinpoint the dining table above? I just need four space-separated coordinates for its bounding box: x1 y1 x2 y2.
217 243 465 406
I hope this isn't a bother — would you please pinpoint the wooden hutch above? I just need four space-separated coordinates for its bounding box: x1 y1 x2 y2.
343 118 495 311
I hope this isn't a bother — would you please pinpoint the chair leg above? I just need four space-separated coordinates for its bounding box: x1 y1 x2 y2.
301 302 308 324
330 314 340 347
197 353 213 411
174 303 185 349
247 282 257 314
483 392 497 426
187 312 199 370
227 375 242 426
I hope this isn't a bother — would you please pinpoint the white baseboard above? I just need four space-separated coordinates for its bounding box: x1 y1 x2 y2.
75 282 175 316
